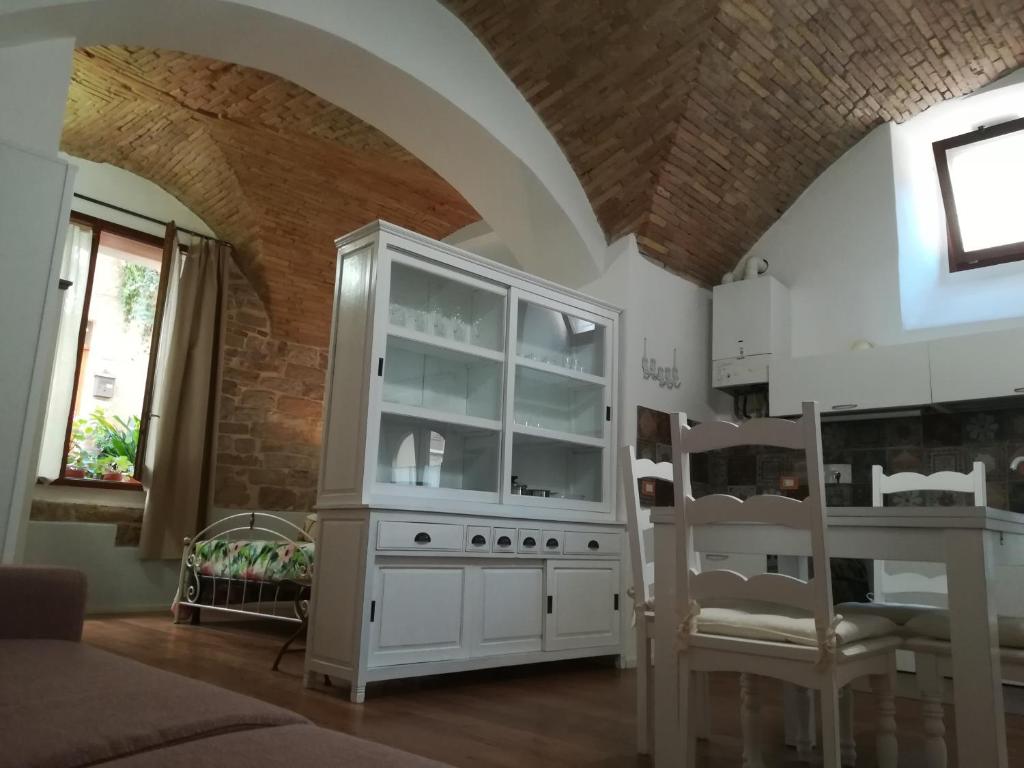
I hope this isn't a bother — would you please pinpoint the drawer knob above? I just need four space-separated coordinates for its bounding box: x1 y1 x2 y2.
471 534 487 546
497 535 512 547
587 539 600 550
522 536 536 548
545 538 559 549
414 532 431 544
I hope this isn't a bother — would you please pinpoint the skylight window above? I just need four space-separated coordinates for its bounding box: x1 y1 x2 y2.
933 117 1024 271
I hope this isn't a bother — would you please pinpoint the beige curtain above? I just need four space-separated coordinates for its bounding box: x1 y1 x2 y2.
139 234 229 559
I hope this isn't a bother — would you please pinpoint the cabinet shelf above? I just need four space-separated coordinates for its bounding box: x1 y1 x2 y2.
389 325 505 363
381 402 503 432
515 355 606 385
512 425 605 448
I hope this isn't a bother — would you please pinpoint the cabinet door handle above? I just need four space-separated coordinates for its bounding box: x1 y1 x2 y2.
413 532 431 544
547 595 553 614
497 535 512 547
614 593 619 611
545 538 559 549
471 534 487 546
377 357 384 377
370 600 376 622
522 536 536 548
587 539 600 550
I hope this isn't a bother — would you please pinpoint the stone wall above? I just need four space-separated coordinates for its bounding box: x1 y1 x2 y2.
213 262 327 512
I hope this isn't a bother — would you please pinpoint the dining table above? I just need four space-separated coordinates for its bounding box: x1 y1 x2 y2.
650 504 1024 768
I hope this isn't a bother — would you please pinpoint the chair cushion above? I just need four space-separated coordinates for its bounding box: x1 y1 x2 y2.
904 610 1024 649
696 601 899 647
836 600 944 626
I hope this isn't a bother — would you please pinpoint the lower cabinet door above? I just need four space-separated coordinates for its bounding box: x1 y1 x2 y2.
474 565 544 656
369 565 468 666
544 560 621 651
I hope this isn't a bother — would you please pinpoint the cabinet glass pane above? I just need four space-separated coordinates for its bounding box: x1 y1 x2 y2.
377 413 500 492
389 261 505 352
516 300 605 377
510 432 603 503
513 366 603 437
384 336 503 421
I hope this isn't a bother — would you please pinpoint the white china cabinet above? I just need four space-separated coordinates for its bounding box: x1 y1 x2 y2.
305 222 624 702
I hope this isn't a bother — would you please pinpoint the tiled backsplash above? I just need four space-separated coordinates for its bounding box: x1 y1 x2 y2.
637 405 1024 512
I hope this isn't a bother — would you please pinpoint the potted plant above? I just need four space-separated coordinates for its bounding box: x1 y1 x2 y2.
64 418 95 479
96 455 133 482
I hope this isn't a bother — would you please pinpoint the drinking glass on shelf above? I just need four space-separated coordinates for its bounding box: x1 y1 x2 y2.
413 309 428 333
451 312 468 343
389 305 406 327
434 312 451 338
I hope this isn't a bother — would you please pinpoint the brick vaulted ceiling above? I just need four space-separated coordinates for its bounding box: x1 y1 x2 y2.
445 0 1024 286
62 46 479 346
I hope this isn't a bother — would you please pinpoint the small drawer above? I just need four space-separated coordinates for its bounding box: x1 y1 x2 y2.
465 525 491 552
517 528 541 554
377 521 463 551
542 530 563 554
492 528 516 553
564 531 621 555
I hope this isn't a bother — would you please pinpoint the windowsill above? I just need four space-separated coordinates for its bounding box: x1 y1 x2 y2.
51 477 144 492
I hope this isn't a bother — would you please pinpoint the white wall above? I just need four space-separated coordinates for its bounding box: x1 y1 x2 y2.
67 154 216 238
743 75 1024 357
0 39 73 155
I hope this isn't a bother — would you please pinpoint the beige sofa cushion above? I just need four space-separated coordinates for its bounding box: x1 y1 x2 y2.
696 601 899 647
0 640 306 768
102 724 452 767
905 610 1024 649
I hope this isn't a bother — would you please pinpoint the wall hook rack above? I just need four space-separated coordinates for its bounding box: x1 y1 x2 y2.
641 338 681 389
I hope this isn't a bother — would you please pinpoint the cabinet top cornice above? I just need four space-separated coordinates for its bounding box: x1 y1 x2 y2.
335 220 622 315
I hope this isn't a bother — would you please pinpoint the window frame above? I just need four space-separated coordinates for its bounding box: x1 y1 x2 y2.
933 116 1024 273
54 212 171 491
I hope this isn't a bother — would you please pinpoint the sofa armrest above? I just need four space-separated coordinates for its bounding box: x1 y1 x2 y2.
0 566 86 641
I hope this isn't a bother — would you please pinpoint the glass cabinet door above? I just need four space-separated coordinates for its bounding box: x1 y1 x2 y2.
375 253 507 497
509 296 610 507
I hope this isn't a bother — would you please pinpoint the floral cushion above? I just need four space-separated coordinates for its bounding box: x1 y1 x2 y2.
193 539 314 583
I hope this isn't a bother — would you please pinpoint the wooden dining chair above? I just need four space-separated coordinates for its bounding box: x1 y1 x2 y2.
666 402 902 768
621 446 713 755
859 461 1023 768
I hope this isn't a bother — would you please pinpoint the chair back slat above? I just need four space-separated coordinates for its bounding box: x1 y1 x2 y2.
686 493 809 529
872 462 987 506
677 417 805 453
671 402 834 626
621 446 673 607
689 569 817 612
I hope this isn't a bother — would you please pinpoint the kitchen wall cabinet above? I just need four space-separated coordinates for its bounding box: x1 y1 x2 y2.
929 329 1024 404
769 343 932 416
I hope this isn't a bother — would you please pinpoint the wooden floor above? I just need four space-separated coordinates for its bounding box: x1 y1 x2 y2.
84 615 1024 767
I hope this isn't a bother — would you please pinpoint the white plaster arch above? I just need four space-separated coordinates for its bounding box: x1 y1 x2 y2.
0 0 607 286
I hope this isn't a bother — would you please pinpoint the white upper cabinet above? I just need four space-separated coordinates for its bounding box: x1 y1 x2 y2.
769 343 932 416
929 328 1024 404
318 222 619 521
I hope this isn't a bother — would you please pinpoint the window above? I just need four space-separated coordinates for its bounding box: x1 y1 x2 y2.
45 213 170 488
933 117 1024 272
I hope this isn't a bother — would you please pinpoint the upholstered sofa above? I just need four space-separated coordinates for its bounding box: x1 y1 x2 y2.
0 566 448 768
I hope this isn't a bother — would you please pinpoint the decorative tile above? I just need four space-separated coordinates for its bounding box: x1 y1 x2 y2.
757 453 786 486
964 412 1001 443
923 413 963 447
655 442 672 463
727 454 757 485
851 449 886 484
887 448 924 473
851 483 873 506
636 439 656 461
826 484 852 507
888 490 924 507
884 417 923 448
1005 410 1024 441
928 447 964 474
822 422 846 456
846 420 885 448
965 444 1006 480
726 485 757 500
986 482 1009 511
637 406 661 442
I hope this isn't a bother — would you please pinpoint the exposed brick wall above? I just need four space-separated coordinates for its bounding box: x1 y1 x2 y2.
214 262 326 512
445 0 1024 285
62 46 478 347
30 499 143 547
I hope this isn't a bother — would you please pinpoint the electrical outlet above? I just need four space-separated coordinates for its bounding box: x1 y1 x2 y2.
824 463 851 484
